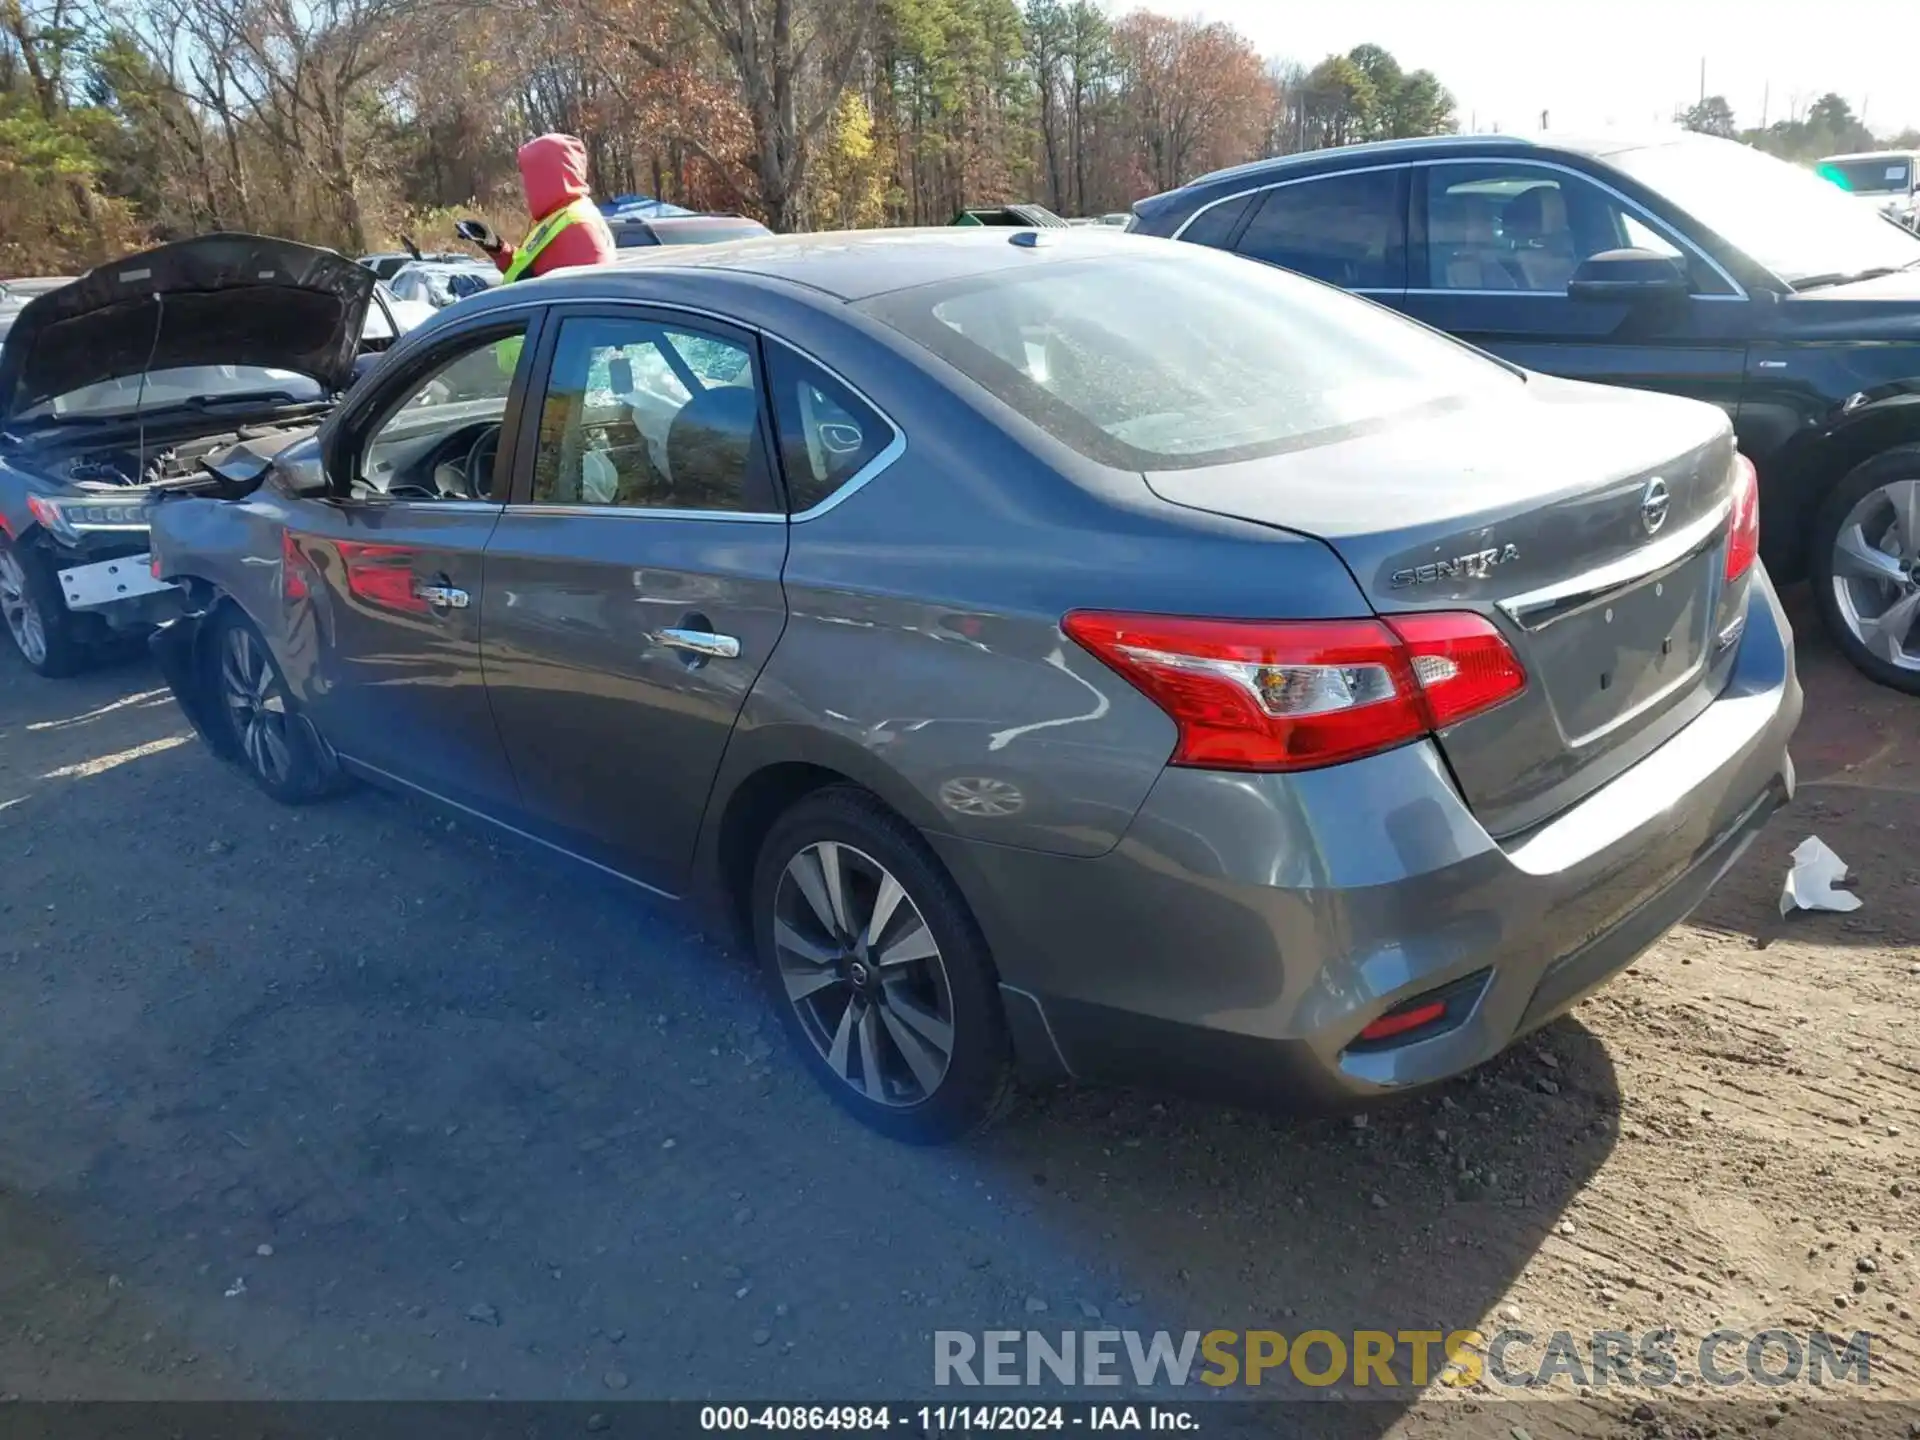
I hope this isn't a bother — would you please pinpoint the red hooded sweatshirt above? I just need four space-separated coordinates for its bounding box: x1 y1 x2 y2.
489 133 615 278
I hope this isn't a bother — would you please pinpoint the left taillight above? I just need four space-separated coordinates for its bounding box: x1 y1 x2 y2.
1062 610 1527 773
1726 452 1760 582
281 531 312 601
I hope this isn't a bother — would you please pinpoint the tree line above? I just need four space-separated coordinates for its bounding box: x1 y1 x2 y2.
1682 90 1919 163
1 0 1462 272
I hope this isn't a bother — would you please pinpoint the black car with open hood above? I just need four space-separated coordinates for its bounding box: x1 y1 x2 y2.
0 233 384 679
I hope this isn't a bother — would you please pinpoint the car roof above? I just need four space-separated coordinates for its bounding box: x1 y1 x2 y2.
502 225 1151 304
1169 129 1709 194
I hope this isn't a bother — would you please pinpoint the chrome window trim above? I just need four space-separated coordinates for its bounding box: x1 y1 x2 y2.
766 334 909 523
501 503 786 523
1170 155 1748 300
334 498 505 514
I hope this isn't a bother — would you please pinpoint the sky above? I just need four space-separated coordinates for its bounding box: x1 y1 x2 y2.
1157 0 1920 140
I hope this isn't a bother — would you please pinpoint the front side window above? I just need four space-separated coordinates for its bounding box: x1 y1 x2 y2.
1233 170 1406 289
766 347 895 512
529 315 774 513
1424 164 1716 294
861 248 1515 471
358 323 527 501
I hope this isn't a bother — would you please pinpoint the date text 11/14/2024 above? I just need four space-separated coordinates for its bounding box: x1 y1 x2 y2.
699 1406 1197 1432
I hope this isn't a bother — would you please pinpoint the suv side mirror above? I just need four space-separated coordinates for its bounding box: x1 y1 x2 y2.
1568 248 1691 304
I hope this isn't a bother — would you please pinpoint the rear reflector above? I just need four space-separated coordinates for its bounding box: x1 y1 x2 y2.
1726 452 1760 582
1356 1001 1447 1042
1063 611 1526 772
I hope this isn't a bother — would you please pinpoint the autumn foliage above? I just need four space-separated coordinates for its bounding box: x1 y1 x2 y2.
2 0 1460 273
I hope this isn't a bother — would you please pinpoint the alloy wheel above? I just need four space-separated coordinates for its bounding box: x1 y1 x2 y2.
0 548 48 668
1830 477 1920 673
220 626 294 786
772 841 956 1108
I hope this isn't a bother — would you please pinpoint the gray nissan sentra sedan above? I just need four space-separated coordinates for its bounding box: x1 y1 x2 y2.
142 228 1802 1142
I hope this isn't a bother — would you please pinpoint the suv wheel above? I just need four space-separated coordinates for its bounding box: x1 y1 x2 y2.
206 608 345 803
0 535 86 677
751 787 1016 1143
1813 446 1920 695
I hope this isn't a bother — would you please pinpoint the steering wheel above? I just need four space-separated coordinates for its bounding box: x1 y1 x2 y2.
463 423 501 499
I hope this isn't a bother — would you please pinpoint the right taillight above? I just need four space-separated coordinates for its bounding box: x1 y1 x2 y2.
1726 452 1760 582
1062 610 1526 773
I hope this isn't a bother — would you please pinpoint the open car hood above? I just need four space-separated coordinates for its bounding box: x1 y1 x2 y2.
0 233 375 423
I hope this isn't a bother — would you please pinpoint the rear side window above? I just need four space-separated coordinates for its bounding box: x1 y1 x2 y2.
1234 170 1406 289
1176 193 1253 248
861 249 1512 471
766 346 896 513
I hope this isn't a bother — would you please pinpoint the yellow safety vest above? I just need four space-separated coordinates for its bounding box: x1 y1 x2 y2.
495 197 600 375
502 196 601 283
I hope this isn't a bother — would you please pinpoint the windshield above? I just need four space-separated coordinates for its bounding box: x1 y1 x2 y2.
27 365 324 420
860 247 1517 470
1819 157 1915 195
1608 137 1920 285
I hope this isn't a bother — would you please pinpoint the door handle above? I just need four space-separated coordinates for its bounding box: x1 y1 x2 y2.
652 627 740 659
413 579 470 609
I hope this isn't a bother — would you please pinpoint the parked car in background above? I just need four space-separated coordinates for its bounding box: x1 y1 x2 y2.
951 204 1069 228
0 234 377 676
0 277 72 303
358 250 466 280
147 229 1796 1141
608 214 773 249
1132 131 1920 694
387 258 500 309
1817 150 1920 232
1097 213 1131 227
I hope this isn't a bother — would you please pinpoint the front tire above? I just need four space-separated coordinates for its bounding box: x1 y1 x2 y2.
1812 446 1920 696
0 535 87 678
204 608 344 803
751 787 1016 1143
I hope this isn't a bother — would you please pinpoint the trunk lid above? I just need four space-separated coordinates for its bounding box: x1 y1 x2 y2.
1144 375 1747 837
0 234 374 424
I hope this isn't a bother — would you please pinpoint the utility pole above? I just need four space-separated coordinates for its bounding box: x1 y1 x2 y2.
1760 81 1769 128
1699 58 1706 105
1541 109 1549 131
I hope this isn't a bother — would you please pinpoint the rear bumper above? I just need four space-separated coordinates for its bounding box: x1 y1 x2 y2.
936 566 1802 1108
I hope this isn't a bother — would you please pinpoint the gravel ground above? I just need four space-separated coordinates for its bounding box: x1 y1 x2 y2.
0 588 1914 1435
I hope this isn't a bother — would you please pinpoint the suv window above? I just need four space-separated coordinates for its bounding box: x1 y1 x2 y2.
1233 170 1406 289
766 347 896 513
1177 193 1254 249
530 315 776 513
1423 164 1724 294
359 323 527 501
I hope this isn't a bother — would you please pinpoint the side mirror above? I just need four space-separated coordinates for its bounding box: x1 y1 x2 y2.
1568 248 1691 304
272 452 332 498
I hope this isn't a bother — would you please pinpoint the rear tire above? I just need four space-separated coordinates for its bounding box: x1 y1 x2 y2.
1811 446 1920 696
751 786 1016 1144
203 607 345 803
0 535 88 678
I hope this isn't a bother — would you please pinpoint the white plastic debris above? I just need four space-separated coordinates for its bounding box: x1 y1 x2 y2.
1779 837 1863 917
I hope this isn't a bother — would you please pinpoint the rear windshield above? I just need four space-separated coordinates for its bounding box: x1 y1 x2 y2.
859 248 1515 469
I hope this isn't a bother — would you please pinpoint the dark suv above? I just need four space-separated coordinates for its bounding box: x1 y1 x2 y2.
1132 132 1920 693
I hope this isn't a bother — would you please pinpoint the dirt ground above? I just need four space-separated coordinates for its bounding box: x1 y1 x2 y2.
0 586 1914 1436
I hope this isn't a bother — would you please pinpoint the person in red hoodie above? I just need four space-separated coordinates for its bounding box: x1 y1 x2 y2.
456 133 615 282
